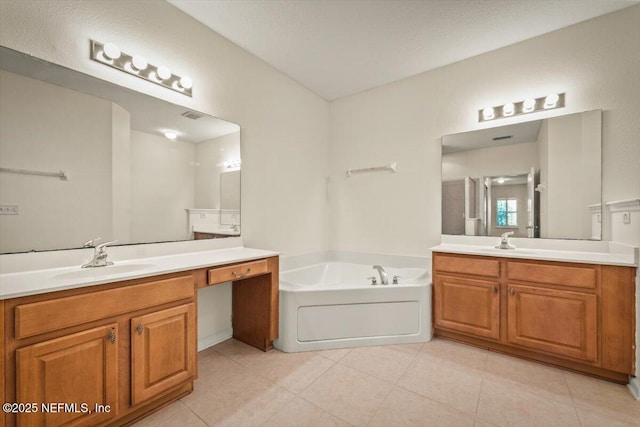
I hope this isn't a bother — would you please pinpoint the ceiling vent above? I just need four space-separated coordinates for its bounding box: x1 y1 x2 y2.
181 110 204 120
493 135 512 141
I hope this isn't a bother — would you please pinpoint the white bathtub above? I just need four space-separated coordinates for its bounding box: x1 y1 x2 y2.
274 262 432 352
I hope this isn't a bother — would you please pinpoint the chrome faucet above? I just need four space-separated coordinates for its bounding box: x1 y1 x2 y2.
372 265 389 285
82 237 117 268
495 231 516 249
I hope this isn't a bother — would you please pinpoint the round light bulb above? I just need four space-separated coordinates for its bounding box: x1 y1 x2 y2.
164 131 177 140
482 107 495 120
179 76 193 90
156 66 171 81
522 98 536 113
102 42 121 60
544 93 559 108
131 56 148 72
502 102 515 116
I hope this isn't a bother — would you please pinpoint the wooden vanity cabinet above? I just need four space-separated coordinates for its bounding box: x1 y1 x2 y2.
3 272 198 427
432 252 636 382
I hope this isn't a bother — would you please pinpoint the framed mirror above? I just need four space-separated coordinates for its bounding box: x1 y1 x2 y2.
441 110 601 240
0 46 241 253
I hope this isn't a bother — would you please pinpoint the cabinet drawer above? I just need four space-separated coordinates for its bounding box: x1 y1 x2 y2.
433 254 500 277
208 259 269 285
15 275 195 339
507 261 597 289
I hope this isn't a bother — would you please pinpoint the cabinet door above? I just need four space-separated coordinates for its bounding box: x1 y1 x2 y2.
131 303 196 405
507 284 597 362
16 324 118 427
434 275 500 340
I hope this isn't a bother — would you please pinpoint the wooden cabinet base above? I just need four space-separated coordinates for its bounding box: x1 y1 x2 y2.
435 329 630 384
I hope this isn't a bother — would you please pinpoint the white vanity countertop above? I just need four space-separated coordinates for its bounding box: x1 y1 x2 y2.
430 244 638 267
0 246 278 300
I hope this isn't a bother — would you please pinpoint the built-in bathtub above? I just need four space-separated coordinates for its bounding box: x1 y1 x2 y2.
275 261 432 352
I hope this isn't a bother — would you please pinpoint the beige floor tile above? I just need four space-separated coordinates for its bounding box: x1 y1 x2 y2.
420 338 488 370
213 338 274 367
476 376 580 427
397 352 484 415
316 347 352 361
368 387 474 427
301 363 393 426
339 343 421 383
181 367 294 427
247 350 335 394
565 372 640 426
132 401 206 427
262 397 349 427
483 352 573 405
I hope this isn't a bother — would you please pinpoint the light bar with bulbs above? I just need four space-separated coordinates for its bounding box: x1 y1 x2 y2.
89 40 193 97
479 93 565 122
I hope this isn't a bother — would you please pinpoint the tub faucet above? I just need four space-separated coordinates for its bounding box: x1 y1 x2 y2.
495 231 515 249
82 238 117 268
372 265 389 285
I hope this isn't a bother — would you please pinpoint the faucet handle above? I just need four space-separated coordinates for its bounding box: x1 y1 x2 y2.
95 240 118 250
500 231 515 241
392 275 401 284
83 237 102 247
367 276 378 285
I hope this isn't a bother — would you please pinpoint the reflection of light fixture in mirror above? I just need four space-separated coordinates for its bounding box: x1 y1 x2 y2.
502 102 515 116
164 131 177 140
478 93 564 122
496 178 505 184
224 159 241 169
89 40 192 97
482 107 495 120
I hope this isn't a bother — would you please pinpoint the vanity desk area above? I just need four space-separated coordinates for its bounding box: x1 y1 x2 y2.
0 247 279 427
430 240 637 384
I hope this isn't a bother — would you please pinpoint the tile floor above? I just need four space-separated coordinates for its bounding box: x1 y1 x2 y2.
134 338 640 427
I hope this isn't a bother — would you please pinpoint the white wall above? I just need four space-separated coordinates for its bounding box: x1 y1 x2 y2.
0 70 113 252
129 130 195 243
194 131 240 209
330 5 639 253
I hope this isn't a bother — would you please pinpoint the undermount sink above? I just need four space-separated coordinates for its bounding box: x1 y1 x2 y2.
52 263 156 280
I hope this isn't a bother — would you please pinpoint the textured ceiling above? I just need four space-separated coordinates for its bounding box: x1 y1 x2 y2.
168 0 638 100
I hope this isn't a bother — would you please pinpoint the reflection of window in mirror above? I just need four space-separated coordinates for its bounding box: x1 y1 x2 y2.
497 198 518 227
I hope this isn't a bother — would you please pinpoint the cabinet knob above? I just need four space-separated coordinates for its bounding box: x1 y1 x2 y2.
492 286 498 293
232 268 252 279
509 288 516 296
136 323 144 335
109 329 116 344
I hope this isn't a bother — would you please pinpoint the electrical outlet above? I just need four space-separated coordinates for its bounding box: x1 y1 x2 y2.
0 204 19 215
622 212 631 224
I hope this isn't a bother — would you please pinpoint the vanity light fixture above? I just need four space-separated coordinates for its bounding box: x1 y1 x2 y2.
90 40 193 97
478 93 565 122
164 131 177 140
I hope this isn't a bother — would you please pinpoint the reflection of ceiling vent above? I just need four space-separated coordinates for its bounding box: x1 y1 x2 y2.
493 135 512 141
181 111 204 120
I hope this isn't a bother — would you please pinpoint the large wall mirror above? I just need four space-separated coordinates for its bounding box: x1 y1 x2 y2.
442 109 602 240
0 46 241 254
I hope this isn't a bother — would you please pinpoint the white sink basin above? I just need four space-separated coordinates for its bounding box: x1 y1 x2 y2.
477 247 537 255
52 263 156 280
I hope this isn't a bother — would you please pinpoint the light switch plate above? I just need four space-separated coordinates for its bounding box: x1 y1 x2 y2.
0 204 19 215
622 212 631 224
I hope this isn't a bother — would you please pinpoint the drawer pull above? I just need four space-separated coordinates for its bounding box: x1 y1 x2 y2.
109 329 116 344
510 288 516 296
136 323 144 335
232 268 252 279
493 286 498 294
